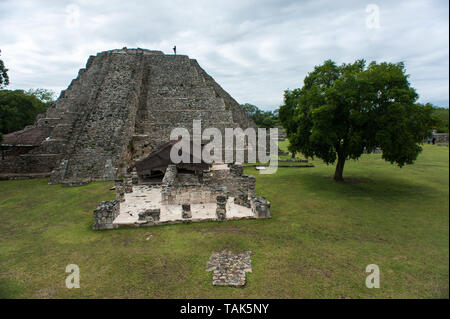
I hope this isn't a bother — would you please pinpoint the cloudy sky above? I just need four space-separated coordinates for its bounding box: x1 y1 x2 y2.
0 0 448 110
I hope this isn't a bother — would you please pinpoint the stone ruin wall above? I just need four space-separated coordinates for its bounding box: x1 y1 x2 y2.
1 48 264 184
0 48 261 184
161 165 219 205
433 133 449 143
202 164 256 200
0 124 63 178
50 50 154 185
130 54 259 165
161 164 256 206
93 200 120 230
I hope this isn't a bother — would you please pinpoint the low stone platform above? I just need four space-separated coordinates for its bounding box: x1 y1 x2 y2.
0 172 51 180
206 250 252 286
113 185 255 228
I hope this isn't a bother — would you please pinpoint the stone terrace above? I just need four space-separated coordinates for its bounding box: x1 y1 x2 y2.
113 184 255 227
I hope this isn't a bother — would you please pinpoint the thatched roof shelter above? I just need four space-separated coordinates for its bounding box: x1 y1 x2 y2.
134 140 211 183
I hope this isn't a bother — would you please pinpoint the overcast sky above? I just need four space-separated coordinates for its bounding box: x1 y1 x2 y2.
1 0 448 110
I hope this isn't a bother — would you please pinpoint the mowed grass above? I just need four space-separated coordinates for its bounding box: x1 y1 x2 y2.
0 144 448 298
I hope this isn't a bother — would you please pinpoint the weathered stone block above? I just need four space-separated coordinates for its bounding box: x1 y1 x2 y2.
93 200 120 230
182 204 192 219
234 193 251 208
252 197 271 218
230 164 243 176
115 180 125 202
216 208 226 221
248 176 256 197
138 209 160 223
216 194 227 221
124 176 133 193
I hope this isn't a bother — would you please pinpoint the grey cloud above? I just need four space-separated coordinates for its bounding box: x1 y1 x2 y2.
0 0 448 109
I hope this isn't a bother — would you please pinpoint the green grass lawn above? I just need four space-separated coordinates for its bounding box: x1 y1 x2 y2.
0 144 448 298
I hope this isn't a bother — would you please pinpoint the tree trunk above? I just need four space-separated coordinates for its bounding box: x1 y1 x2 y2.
334 156 345 181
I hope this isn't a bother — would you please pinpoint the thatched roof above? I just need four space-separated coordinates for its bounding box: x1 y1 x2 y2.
134 139 210 175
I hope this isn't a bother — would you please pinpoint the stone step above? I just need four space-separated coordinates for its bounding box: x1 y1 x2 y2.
0 172 52 180
143 109 234 124
49 124 73 139
33 139 67 154
147 85 216 99
19 153 62 157
147 96 226 111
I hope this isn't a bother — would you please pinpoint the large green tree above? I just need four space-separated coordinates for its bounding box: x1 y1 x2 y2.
0 90 51 135
280 59 433 181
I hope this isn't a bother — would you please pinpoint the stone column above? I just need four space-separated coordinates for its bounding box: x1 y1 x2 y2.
115 180 125 202
131 167 139 185
216 194 227 221
248 175 256 198
124 175 133 193
230 164 243 176
252 197 271 218
182 204 192 219
161 165 177 205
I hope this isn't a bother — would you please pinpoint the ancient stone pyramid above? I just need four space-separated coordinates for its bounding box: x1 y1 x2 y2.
0 48 256 185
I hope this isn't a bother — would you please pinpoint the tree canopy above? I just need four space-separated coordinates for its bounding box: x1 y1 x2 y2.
0 49 9 89
0 89 54 135
279 59 433 181
241 103 280 128
428 104 449 133
0 51 56 141
25 88 56 104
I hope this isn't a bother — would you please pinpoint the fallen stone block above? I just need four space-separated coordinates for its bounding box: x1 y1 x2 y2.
93 200 120 230
138 208 160 223
252 197 271 218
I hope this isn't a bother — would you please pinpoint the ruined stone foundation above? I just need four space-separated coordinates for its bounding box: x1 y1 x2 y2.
93 163 270 230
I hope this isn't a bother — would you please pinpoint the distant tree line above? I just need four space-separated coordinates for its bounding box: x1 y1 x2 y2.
0 89 55 136
427 104 449 133
240 103 280 128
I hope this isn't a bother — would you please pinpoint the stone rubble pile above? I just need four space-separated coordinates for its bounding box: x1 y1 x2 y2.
206 250 252 286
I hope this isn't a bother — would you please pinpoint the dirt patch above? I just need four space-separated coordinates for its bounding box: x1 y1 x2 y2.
33 287 56 298
197 226 245 235
331 177 370 184
144 258 189 284
123 238 133 247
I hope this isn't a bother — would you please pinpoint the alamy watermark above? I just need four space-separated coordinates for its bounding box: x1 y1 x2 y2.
65 264 80 288
366 4 381 29
169 120 278 174
65 4 80 29
365 264 380 288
